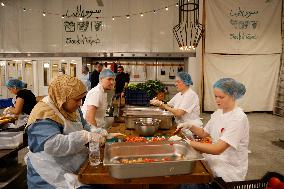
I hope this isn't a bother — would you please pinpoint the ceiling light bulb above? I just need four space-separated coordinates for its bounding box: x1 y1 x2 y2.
61 15 65 18
79 17 83 21
126 15 130 19
165 7 168 11
1 2 5 7
42 12 46 16
140 13 143 17
176 3 178 7
23 8 26 11
112 17 115 20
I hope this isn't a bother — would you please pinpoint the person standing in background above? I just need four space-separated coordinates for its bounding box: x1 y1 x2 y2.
115 65 130 98
79 65 91 103
90 62 103 88
82 69 116 130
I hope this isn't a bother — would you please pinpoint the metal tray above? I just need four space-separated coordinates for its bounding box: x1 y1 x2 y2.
103 140 204 179
124 106 174 129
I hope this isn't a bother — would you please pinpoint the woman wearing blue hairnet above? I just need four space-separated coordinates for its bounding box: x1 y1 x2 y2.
150 72 202 127
3 78 37 127
178 78 249 188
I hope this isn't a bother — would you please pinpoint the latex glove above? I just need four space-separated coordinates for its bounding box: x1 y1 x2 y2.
90 127 108 137
89 132 106 145
3 107 12 115
107 132 126 139
177 122 193 130
150 97 163 106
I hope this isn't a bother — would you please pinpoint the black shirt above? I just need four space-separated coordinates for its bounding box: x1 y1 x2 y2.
90 70 100 88
115 72 130 94
16 89 37 114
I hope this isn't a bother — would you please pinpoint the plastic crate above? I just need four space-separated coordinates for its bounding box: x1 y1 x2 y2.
0 98 13 109
213 172 284 189
125 89 151 106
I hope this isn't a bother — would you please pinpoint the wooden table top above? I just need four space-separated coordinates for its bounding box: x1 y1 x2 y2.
78 121 213 184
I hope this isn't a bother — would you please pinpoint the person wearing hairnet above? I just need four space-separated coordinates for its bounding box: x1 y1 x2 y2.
81 69 116 132
178 78 249 188
3 78 37 127
25 75 105 189
150 71 202 127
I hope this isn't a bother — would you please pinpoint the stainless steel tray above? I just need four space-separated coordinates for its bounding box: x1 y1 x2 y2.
124 106 174 129
103 141 204 179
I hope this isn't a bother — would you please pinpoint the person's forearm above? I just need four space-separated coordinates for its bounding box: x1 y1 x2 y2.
160 103 184 118
189 140 229 155
190 126 209 138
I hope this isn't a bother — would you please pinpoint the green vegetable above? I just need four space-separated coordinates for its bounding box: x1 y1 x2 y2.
126 80 165 98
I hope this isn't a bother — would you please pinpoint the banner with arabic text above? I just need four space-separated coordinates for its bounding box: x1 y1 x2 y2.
205 0 281 54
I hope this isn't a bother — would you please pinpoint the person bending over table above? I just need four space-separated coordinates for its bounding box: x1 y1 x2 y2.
3 78 36 127
25 75 106 189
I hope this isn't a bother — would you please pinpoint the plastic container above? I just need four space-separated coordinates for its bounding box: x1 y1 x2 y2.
0 98 13 109
213 172 284 189
125 90 151 106
0 132 23 149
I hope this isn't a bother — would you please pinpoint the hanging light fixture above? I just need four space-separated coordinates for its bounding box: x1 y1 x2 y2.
173 0 204 51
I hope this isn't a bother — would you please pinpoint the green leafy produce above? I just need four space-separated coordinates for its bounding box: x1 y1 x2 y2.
126 80 165 98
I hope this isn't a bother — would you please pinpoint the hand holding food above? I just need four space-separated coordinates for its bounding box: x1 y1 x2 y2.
176 122 193 131
3 107 12 115
150 97 163 106
107 132 126 139
89 132 106 145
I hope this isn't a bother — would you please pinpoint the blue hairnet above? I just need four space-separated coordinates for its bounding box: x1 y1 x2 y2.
5 79 26 89
99 69 116 79
213 78 246 99
177 72 193 86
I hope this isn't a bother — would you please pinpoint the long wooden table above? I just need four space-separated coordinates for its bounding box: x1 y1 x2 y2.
78 122 213 186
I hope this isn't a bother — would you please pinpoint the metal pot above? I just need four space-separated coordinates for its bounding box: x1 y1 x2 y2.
134 118 161 136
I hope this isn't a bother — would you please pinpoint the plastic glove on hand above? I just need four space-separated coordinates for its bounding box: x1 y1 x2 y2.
150 98 163 106
107 132 126 139
91 127 108 137
90 132 105 144
177 122 193 130
3 107 11 115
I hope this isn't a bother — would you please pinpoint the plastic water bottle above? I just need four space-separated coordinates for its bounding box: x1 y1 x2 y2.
89 135 101 166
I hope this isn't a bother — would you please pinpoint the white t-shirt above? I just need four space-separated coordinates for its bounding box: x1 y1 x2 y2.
167 88 200 124
203 107 249 182
81 84 107 128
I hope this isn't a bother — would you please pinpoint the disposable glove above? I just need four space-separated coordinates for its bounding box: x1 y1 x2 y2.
89 132 106 145
107 132 126 139
150 97 163 106
90 127 108 137
177 122 193 130
3 107 12 115
176 119 203 130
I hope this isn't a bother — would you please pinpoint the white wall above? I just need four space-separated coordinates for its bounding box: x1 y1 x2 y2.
0 0 188 53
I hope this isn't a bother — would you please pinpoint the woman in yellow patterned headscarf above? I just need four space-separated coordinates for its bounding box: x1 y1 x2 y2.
28 74 86 125
25 75 104 189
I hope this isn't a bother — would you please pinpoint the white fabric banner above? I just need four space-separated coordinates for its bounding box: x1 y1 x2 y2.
205 0 282 54
204 54 280 111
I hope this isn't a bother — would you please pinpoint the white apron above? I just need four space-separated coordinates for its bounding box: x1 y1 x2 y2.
26 97 88 189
